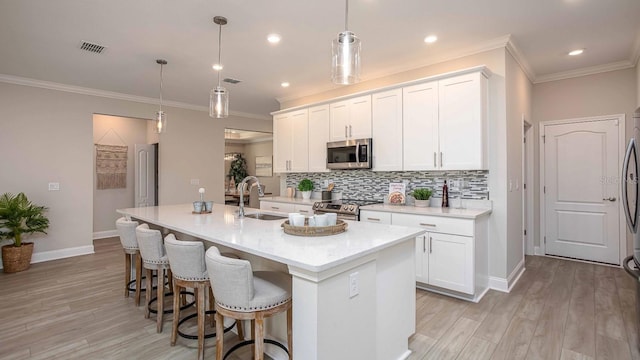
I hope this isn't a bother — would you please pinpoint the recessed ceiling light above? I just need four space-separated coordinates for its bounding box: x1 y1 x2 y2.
568 49 584 56
281 82 290 88
212 63 223 71
267 34 281 44
424 35 438 44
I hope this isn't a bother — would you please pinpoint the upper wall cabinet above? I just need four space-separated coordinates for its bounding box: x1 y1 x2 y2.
273 109 309 173
329 95 372 141
404 72 488 171
372 89 403 171
307 104 330 172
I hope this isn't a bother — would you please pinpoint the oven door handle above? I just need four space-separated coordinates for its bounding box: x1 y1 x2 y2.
355 142 360 166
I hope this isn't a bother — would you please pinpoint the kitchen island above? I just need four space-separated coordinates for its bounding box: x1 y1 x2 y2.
117 203 425 360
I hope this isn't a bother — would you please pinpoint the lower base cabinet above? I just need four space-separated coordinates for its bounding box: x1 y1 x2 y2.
427 232 474 294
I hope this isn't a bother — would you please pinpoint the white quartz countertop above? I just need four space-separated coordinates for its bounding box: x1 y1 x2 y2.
117 204 425 273
360 203 491 219
259 196 318 205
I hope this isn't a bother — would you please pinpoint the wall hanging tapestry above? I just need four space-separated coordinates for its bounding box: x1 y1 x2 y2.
96 144 128 189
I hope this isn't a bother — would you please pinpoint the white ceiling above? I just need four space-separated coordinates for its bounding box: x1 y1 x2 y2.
1 0 639 119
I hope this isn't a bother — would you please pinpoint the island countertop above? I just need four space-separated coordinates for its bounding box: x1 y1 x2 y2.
117 203 425 273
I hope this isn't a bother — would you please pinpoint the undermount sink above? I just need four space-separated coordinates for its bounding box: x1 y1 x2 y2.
243 213 287 221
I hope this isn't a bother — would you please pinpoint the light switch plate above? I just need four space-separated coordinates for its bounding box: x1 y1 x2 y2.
349 272 359 298
48 182 60 191
190 179 200 185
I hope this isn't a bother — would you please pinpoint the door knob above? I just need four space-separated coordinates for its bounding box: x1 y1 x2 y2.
603 197 617 201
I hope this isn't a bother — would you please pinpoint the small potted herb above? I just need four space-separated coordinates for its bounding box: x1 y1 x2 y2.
411 188 433 207
298 179 314 200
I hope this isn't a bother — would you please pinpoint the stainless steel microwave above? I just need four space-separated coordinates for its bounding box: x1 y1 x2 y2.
326 138 372 170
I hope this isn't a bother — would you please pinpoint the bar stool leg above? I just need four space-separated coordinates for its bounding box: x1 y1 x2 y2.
287 307 293 360
157 269 166 333
171 281 180 346
145 269 153 319
215 311 224 360
236 320 244 341
124 252 131 298
197 283 206 360
134 252 142 306
254 314 265 360
208 287 215 327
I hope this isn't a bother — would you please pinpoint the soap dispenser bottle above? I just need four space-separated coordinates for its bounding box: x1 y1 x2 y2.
442 180 449 208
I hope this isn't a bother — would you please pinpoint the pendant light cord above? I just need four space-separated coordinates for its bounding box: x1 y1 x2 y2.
345 0 349 31
217 22 223 87
159 63 163 112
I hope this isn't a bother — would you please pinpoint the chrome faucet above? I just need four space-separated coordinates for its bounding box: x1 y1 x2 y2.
237 175 264 218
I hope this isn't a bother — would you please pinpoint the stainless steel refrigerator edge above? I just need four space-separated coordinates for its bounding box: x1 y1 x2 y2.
622 106 640 351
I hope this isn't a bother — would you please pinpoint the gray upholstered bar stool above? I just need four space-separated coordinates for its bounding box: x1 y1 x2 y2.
164 234 243 360
136 223 173 333
205 246 293 360
115 217 144 306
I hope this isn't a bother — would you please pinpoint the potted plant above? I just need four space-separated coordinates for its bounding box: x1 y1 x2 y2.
0 192 50 273
298 179 314 200
228 153 248 186
411 188 433 207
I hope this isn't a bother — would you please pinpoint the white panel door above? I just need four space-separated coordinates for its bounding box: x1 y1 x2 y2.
348 95 372 139
428 232 474 294
544 119 620 264
438 73 486 170
372 89 403 171
308 105 330 172
134 144 156 207
402 81 439 170
290 109 309 172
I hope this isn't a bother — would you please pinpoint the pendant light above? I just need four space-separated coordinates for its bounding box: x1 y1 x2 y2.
210 16 229 118
332 0 361 85
155 59 168 134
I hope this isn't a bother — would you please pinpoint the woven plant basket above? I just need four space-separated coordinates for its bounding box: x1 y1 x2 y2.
2 242 34 273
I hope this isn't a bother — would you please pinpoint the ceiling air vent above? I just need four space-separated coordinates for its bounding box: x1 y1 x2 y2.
223 78 242 84
79 40 107 54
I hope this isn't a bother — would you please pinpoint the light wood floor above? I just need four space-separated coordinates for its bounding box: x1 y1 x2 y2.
1 238 639 359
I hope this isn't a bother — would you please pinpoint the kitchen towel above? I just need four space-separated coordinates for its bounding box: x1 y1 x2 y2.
96 144 128 189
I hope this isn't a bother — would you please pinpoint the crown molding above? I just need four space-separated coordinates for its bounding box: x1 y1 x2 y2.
534 60 635 84
0 73 271 121
505 37 536 82
276 35 512 105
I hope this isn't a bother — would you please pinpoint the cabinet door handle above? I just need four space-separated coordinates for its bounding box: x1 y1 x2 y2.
429 236 433 253
345 125 348 138
349 125 352 137
367 217 380 221
440 152 443 167
433 152 437 167
423 236 426 252
271 206 280 210
299 210 309 213
419 223 437 227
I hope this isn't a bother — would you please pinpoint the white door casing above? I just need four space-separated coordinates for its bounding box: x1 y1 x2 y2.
541 115 625 265
134 144 156 208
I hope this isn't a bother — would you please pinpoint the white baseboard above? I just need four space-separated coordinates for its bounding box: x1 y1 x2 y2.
93 230 118 240
534 246 544 256
0 245 95 270
488 258 526 293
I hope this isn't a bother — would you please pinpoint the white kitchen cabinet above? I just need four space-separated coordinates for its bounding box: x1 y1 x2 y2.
372 89 403 171
402 71 487 171
273 109 309 173
388 211 487 300
260 201 295 213
329 95 372 141
402 81 439 170
438 72 487 170
359 210 391 224
307 105 330 172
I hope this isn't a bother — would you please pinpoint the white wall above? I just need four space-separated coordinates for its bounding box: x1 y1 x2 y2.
505 52 533 275
0 81 271 261
532 68 637 254
93 114 149 233
243 140 280 196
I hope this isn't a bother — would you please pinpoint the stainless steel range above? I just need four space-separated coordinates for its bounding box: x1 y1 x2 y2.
312 199 382 221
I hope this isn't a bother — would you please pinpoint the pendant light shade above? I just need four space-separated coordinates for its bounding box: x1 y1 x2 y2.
155 59 167 134
210 16 229 118
332 0 361 84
